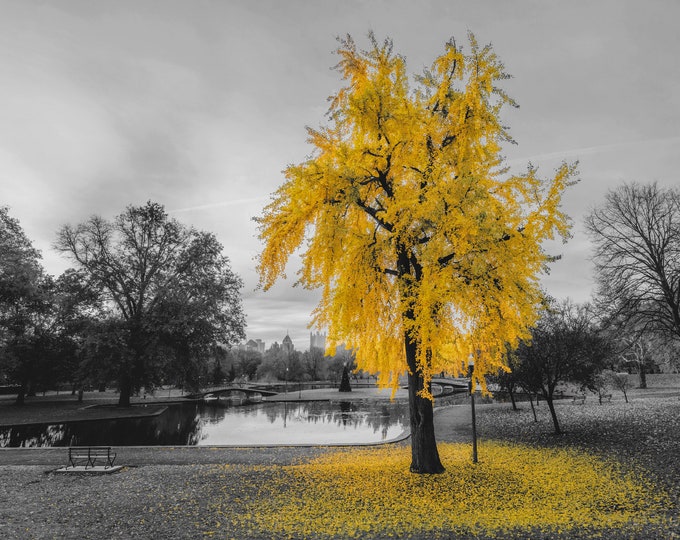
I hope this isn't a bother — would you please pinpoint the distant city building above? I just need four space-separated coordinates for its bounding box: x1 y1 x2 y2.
239 338 265 354
282 333 294 355
310 331 326 352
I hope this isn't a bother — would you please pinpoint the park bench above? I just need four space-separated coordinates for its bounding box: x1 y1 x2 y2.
68 446 117 469
599 393 613 403
572 394 586 405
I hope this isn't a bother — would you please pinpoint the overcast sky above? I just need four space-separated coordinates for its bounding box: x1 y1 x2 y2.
2 0 679 350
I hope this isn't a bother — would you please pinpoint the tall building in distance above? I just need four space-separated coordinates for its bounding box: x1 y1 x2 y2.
310 331 326 353
282 333 294 355
238 338 265 354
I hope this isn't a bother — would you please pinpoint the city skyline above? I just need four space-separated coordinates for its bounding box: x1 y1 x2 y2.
239 331 327 354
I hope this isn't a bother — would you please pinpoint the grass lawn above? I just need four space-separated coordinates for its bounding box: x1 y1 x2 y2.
0 384 679 539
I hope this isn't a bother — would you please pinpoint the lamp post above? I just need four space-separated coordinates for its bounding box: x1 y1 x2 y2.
468 356 478 464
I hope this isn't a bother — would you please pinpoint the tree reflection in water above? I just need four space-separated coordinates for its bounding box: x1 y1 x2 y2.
0 423 69 448
0 400 410 447
0 404 203 447
255 400 408 433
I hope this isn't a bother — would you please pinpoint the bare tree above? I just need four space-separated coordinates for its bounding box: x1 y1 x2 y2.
603 370 632 403
585 182 680 343
658 339 680 373
618 334 655 388
512 299 612 434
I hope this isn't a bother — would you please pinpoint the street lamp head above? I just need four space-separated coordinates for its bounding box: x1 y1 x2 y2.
467 354 475 379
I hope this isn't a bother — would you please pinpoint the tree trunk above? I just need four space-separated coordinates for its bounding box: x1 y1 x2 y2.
405 336 445 474
638 364 647 389
546 395 561 434
15 382 26 405
509 388 518 411
528 394 538 422
118 374 132 407
397 244 444 474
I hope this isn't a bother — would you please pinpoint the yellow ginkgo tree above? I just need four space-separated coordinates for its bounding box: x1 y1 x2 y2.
257 32 576 473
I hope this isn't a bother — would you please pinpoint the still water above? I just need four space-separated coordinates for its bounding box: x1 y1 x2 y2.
0 400 410 448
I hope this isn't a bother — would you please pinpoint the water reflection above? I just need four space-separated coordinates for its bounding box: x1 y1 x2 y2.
0 400 409 448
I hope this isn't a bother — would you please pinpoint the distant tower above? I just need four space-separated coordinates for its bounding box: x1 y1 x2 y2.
282 333 294 354
243 338 265 354
310 331 326 352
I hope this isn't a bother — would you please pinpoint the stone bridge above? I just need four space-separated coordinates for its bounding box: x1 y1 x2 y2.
184 385 279 400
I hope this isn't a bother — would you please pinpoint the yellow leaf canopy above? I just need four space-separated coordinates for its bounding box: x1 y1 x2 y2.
257 33 576 397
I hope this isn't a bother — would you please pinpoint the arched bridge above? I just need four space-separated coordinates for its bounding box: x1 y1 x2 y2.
431 377 470 396
184 385 279 400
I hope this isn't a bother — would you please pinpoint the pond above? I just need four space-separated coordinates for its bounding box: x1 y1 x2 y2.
0 399 410 448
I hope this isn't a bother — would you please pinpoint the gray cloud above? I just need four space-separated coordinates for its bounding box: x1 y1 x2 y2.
2 0 679 349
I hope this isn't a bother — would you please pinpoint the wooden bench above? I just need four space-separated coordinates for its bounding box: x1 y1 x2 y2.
572 394 586 405
600 393 612 403
68 446 117 469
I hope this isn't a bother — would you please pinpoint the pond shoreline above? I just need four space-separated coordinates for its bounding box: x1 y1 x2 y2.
0 386 411 427
0 391 418 448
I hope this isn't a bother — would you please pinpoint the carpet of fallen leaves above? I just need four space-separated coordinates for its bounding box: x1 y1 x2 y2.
1 396 679 539
212 441 671 539
476 396 680 496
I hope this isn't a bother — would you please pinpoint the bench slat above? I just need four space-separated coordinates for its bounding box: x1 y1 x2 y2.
68 446 117 469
